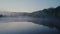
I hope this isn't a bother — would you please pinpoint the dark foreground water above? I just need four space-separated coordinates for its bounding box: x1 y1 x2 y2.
0 17 60 34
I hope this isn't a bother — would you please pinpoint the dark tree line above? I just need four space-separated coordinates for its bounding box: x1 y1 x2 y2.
0 6 60 18
0 14 3 17
29 6 60 29
30 6 60 19
0 14 7 17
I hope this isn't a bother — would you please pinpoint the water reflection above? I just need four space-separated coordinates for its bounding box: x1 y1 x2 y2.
0 22 60 34
31 18 60 30
0 17 60 34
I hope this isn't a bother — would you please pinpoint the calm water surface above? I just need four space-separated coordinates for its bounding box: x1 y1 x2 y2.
0 17 60 34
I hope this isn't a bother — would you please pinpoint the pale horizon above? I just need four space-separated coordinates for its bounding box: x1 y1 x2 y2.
0 0 60 13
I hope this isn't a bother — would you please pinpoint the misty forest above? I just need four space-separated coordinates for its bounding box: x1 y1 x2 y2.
0 0 60 34
0 6 60 34
0 6 60 28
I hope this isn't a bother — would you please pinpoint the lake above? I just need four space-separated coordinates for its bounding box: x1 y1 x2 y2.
0 17 60 34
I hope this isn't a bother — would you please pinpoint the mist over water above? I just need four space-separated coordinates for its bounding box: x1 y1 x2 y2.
0 0 60 34
0 17 60 34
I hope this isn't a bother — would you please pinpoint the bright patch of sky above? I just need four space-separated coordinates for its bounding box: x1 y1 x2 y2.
0 0 60 13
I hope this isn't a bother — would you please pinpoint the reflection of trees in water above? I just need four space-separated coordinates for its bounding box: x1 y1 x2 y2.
31 19 60 30
29 6 60 30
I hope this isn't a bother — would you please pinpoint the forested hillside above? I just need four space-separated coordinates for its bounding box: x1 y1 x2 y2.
30 6 60 19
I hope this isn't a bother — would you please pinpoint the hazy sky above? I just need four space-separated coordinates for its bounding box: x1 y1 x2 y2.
0 0 60 12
